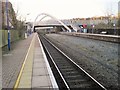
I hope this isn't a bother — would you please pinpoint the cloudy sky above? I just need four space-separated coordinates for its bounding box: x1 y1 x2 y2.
9 0 119 21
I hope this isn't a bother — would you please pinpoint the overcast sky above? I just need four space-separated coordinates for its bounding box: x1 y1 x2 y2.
9 0 119 22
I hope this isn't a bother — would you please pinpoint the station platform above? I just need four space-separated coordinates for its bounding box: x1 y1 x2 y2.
2 33 58 89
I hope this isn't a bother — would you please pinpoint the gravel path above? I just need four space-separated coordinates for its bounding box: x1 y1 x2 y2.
45 33 119 89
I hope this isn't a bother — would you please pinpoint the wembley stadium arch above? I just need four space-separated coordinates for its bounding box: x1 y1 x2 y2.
32 13 71 32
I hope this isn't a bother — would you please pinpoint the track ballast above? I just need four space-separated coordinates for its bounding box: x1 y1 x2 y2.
39 34 107 90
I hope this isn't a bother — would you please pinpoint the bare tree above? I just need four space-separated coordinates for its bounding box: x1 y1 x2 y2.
104 3 114 28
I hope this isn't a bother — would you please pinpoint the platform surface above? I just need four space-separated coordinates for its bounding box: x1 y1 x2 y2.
2 33 58 89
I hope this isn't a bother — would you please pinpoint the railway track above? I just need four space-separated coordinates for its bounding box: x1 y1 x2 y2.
38 34 107 89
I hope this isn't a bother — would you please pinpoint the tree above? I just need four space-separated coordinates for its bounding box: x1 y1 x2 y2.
104 3 114 28
2 1 26 38
2 1 18 30
95 22 107 29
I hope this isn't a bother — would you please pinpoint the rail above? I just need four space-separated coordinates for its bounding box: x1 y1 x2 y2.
39 34 107 89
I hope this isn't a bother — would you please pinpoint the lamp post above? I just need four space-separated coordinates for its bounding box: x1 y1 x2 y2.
113 23 116 35
26 13 31 35
110 14 116 35
92 24 94 34
6 0 10 51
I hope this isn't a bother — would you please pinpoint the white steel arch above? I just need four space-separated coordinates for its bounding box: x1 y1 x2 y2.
32 13 71 32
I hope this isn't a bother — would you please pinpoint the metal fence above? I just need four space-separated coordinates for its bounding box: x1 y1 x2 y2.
0 30 19 47
0 30 2 48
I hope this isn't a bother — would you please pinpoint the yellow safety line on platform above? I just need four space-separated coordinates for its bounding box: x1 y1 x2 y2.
14 34 36 89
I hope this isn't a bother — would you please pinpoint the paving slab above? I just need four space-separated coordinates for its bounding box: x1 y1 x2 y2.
2 34 34 88
32 34 58 89
32 76 52 88
17 33 36 88
2 33 58 89
33 67 49 76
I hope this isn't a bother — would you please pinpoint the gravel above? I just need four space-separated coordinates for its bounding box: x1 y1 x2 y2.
45 33 119 89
